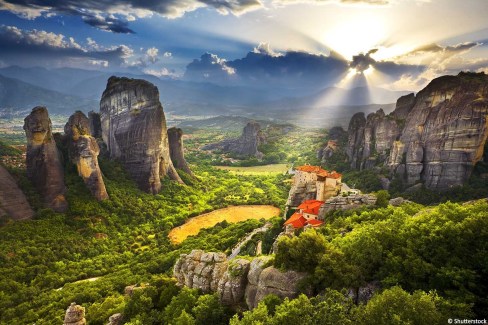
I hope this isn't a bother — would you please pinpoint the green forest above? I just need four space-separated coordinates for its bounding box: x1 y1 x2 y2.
1 125 488 324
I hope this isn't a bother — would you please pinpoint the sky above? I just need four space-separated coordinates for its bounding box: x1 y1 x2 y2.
1 0 488 91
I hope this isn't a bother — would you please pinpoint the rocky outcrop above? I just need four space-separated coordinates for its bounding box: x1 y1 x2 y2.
100 76 183 194
88 111 102 139
23 106 68 212
317 126 346 164
107 313 123 325
173 250 229 293
65 111 108 201
244 257 306 309
318 194 377 216
345 72 488 190
167 127 194 177
286 182 318 207
0 165 34 220
173 250 307 309
203 121 266 158
64 303 86 325
346 108 402 170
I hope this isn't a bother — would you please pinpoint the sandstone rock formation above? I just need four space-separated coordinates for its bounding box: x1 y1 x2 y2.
345 72 488 190
64 302 86 325
173 250 307 309
88 111 102 139
346 108 402 170
23 106 68 212
317 126 346 164
318 194 377 217
203 121 266 158
100 76 182 194
65 111 108 201
0 165 34 220
167 127 194 177
107 313 123 325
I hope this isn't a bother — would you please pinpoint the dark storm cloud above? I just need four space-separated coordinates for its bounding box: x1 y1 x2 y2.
404 42 480 56
350 49 377 72
0 25 131 66
81 14 134 34
184 48 350 87
0 0 262 32
184 45 427 89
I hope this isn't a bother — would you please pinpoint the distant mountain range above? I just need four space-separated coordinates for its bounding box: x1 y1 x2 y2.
0 66 412 123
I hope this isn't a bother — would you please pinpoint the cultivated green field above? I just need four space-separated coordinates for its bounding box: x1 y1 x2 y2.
214 163 289 175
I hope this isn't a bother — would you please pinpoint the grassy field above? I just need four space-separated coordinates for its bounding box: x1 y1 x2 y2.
214 163 289 175
168 205 281 244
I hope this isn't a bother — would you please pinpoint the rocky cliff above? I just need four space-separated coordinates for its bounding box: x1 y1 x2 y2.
65 111 108 201
100 76 183 194
346 72 488 189
203 121 266 158
0 165 35 220
167 127 194 177
23 106 68 212
173 250 306 309
88 111 102 139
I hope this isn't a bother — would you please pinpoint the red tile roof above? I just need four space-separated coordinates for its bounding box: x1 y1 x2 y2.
307 219 323 227
284 212 307 228
298 200 324 215
295 165 342 179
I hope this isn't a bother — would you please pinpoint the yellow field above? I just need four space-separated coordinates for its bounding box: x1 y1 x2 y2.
214 164 288 175
168 205 280 244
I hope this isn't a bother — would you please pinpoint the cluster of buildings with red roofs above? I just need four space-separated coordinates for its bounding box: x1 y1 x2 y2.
284 164 344 229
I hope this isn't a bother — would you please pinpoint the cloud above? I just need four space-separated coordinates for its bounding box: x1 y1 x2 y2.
81 13 134 34
143 67 180 78
163 51 172 58
350 49 377 72
0 0 263 33
0 25 134 67
185 52 236 81
146 47 159 63
386 42 484 90
253 42 282 57
89 59 109 67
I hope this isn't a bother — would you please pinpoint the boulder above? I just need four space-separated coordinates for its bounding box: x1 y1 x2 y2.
100 76 183 194
217 259 250 306
23 106 68 212
64 302 86 325
0 165 34 220
107 313 123 325
65 111 108 201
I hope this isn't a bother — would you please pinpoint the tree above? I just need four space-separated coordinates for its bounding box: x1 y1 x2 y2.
174 310 196 325
358 286 442 325
192 294 229 325
375 190 390 208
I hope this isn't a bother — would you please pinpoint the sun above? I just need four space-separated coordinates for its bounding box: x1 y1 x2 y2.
322 14 387 60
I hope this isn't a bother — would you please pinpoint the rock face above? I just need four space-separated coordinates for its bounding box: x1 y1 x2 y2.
64 302 86 325
0 165 34 220
318 194 377 217
107 313 123 325
23 106 68 212
203 121 266 158
173 250 306 309
317 126 346 164
346 108 402 170
345 72 488 190
167 127 194 177
100 76 183 194
88 111 102 139
65 111 108 201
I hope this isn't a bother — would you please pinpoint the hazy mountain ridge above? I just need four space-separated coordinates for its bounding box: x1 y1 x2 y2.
0 66 411 120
